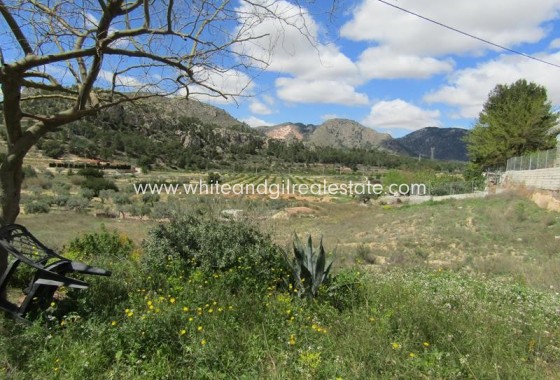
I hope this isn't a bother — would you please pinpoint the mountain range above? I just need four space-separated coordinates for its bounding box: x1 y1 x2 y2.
20 95 469 163
102 98 470 162
257 120 469 161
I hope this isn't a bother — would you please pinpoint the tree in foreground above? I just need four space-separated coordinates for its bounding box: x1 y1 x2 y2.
0 0 331 286
465 79 559 171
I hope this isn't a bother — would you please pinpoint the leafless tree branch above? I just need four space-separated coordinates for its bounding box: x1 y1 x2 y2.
0 0 33 55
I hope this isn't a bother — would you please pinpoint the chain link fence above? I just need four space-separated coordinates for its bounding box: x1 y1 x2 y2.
427 181 484 196
506 148 558 171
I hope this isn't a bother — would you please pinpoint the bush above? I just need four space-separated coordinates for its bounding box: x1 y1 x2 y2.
114 192 132 205
22 165 37 179
66 196 90 212
77 168 105 178
51 194 70 207
142 215 287 289
207 172 221 184
80 187 96 200
23 200 50 214
142 193 160 205
99 189 117 203
22 176 52 190
81 177 119 196
66 225 135 260
52 181 71 195
41 139 65 158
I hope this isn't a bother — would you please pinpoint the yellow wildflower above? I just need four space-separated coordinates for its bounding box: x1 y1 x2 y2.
289 334 296 346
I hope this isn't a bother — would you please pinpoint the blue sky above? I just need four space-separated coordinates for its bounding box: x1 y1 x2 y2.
2 0 560 138
206 0 560 137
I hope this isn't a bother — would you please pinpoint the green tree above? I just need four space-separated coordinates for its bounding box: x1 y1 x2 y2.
466 79 558 170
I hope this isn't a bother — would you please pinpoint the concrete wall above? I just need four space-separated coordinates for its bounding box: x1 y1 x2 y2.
503 167 560 191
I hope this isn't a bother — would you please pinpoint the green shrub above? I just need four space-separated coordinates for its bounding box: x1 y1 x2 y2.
51 194 70 207
41 139 65 158
142 193 160 205
207 172 221 184
80 187 96 200
98 189 117 204
23 200 50 214
142 215 287 289
114 192 132 205
52 181 71 195
77 168 105 178
66 196 90 212
81 177 119 196
66 225 135 260
22 165 37 179
325 268 367 311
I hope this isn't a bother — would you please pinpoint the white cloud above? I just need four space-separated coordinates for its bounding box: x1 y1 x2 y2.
237 1 360 81
262 94 276 105
341 0 560 56
99 69 157 91
357 47 454 79
241 116 272 128
187 69 255 104
236 1 364 105
550 38 560 49
363 99 441 131
276 77 369 105
424 51 560 118
249 100 273 115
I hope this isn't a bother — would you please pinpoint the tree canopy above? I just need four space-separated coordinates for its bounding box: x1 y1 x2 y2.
465 79 559 171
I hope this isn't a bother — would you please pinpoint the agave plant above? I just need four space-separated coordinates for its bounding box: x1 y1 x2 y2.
287 233 334 298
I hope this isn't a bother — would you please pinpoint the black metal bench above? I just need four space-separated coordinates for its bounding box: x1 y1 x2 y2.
0 224 111 321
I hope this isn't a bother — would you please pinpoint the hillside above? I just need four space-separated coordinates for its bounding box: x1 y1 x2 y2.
309 119 392 149
2 95 466 171
98 97 243 130
259 119 393 150
21 96 266 170
256 123 312 142
387 127 469 161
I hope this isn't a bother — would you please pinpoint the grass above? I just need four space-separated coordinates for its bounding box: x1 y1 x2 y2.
2 263 559 379
5 169 560 378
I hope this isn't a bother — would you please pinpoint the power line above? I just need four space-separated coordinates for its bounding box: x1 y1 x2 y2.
376 0 560 69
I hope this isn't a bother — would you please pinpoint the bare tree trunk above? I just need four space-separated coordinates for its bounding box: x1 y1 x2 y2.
0 159 23 225
0 75 25 299
0 158 23 297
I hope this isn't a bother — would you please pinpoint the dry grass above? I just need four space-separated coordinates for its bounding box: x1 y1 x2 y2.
18 177 560 291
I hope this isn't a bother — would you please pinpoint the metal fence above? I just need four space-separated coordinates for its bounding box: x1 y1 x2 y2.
506 148 558 171
426 181 484 196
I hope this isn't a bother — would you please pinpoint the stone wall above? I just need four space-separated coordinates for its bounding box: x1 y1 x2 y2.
502 168 560 191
